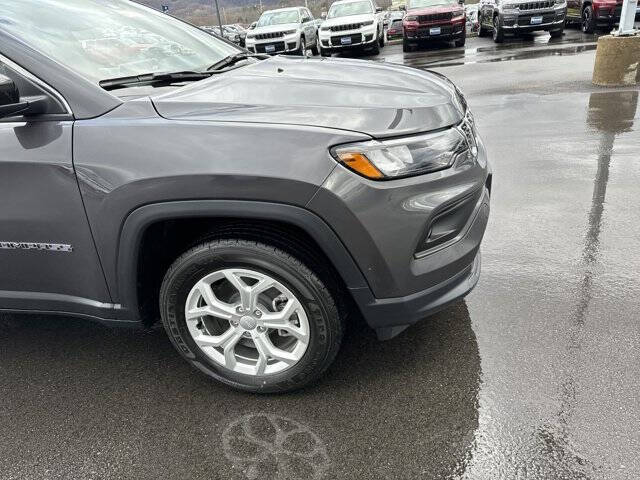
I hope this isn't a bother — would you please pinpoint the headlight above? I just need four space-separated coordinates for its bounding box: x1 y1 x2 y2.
246 33 255 39
331 114 478 180
502 3 519 9
404 15 417 21
361 20 374 26
282 29 297 35
554 0 566 6
321 25 331 31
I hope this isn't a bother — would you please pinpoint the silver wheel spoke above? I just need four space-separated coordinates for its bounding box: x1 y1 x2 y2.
194 327 242 349
253 333 298 365
223 329 244 369
223 271 274 310
186 281 234 320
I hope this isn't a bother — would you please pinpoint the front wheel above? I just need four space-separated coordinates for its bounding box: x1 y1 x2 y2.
159 239 344 393
493 15 504 43
402 38 412 52
379 28 385 47
310 41 319 56
581 5 595 33
550 27 564 38
320 46 330 56
454 35 466 47
297 37 307 56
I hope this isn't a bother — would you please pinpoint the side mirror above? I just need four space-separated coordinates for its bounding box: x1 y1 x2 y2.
399 4 406 11
0 74 48 119
376 6 383 12
0 74 27 118
302 16 311 23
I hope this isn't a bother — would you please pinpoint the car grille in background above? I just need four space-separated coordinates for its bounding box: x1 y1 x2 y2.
254 41 285 53
418 12 453 22
519 1 553 9
330 23 363 31
516 13 555 24
330 33 363 45
255 31 285 40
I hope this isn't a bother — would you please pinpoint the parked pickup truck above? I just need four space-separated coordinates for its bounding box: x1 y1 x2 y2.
0 0 490 393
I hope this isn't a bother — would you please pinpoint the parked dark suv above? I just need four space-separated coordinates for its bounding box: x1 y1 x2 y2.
478 0 566 42
0 0 490 393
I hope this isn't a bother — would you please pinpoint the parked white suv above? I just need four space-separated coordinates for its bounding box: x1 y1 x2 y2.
246 7 319 55
318 0 385 56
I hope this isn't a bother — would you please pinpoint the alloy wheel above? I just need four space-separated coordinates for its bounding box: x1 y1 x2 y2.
184 268 310 376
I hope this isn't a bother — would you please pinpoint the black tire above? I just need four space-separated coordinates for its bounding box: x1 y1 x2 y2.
379 28 385 47
550 27 564 38
492 15 504 43
370 39 380 55
159 239 343 393
478 13 488 36
581 5 595 33
402 38 411 52
297 36 307 55
454 35 466 47
310 41 319 56
320 47 331 57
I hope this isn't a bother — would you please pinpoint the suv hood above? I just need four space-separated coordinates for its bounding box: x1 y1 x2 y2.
152 56 464 138
407 5 464 16
321 13 376 27
251 22 300 34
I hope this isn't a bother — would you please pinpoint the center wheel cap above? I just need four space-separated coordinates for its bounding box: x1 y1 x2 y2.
239 315 258 331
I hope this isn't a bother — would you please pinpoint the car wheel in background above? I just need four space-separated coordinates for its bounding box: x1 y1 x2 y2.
402 38 411 52
493 15 504 42
478 14 488 36
370 38 380 55
379 28 385 47
297 37 307 56
320 47 330 56
454 35 466 47
581 5 595 33
159 239 344 393
310 40 319 56
550 26 564 38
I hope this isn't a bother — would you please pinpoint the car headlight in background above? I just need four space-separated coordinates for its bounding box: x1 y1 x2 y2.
554 0 567 7
282 29 297 35
361 20 374 26
404 15 417 21
501 3 519 9
331 114 478 180
246 33 255 39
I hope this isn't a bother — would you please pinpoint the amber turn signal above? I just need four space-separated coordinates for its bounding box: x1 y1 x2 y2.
336 152 384 179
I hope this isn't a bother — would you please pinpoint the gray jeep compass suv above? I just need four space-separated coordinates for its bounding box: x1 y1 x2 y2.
0 0 491 393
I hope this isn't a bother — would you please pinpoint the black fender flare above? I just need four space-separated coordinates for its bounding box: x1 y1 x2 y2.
116 200 370 321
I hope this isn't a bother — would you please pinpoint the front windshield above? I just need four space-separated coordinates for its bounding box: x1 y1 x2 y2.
256 10 300 27
327 1 373 19
0 0 239 84
407 0 456 8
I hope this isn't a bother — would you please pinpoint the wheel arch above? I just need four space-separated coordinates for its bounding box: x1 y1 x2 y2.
116 200 370 324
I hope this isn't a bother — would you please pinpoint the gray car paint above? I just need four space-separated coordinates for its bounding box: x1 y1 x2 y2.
0 8 490 336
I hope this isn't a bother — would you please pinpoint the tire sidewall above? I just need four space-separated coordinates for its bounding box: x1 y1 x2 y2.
161 243 334 392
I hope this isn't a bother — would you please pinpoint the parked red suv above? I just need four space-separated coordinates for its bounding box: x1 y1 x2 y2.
565 0 623 33
402 0 466 52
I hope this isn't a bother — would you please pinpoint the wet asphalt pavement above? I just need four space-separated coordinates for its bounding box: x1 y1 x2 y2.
1 27 640 480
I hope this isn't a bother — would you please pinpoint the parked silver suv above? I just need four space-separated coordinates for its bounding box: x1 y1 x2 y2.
0 0 490 393
478 0 566 42
246 7 319 55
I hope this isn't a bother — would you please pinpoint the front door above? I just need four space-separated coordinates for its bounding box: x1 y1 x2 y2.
0 59 111 312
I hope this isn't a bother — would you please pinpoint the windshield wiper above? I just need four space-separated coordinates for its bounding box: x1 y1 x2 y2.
207 52 268 71
99 71 213 91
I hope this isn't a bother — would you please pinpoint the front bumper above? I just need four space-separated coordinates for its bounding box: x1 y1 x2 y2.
319 27 377 51
246 36 300 55
502 10 566 30
308 129 491 339
404 21 466 41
